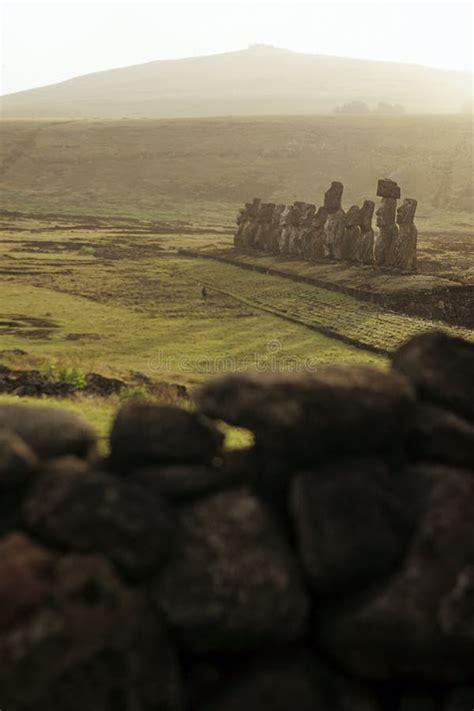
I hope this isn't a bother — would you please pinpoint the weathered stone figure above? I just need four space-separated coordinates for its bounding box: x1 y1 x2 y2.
235 198 261 249
235 199 257 248
253 203 275 250
308 206 328 261
395 198 418 273
301 203 317 258
288 202 305 256
357 200 375 264
374 179 400 268
324 212 346 260
342 206 361 262
233 178 416 272
278 205 292 254
268 204 285 253
323 182 345 260
324 181 344 212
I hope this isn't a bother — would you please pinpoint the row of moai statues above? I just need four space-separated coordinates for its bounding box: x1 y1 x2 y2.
234 179 418 273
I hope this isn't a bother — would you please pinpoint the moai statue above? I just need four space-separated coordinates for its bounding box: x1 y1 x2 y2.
278 205 292 254
323 181 345 260
374 179 400 268
288 201 305 256
235 198 260 248
309 206 329 261
234 204 248 247
342 205 361 262
357 200 375 264
254 203 276 251
395 198 418 273
241 198 262 249
301 203 316 258
268 204 285 253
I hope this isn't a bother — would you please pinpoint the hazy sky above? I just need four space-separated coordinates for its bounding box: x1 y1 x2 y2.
1 0 473 95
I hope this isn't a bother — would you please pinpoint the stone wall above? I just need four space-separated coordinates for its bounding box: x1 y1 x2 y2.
1 330 474 710
235 178 418 273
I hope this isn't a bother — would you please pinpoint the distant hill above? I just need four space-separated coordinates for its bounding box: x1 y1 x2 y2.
0 115 472 218
0 45 472 118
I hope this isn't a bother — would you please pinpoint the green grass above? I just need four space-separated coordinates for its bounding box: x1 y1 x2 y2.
0 185 236 225
177 258 474 352
0 213 384 391
1 115 472 224
0 393 116 451
0 276 382 384
0 392 254 453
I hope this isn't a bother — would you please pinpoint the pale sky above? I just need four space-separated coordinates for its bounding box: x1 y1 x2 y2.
1 0 473 96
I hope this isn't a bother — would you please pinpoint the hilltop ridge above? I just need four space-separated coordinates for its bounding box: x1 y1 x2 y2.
1 45 471 118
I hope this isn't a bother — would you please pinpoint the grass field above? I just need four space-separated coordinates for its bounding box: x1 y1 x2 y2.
1 208 472 433
177 258 474 351
0 213 384 387
1 116 472 217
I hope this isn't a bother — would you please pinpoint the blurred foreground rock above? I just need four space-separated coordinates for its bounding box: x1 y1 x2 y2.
0 330 473 709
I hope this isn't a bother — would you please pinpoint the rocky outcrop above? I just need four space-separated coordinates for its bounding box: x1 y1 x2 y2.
234 178 418 273
1 331 473 709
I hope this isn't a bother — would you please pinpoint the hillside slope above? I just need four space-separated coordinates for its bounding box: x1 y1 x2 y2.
0 116 472 217
0 46 471 118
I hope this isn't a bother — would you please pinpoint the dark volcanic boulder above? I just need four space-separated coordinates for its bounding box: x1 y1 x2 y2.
195 655 381 711
439 563 474 647
15 608 184 711
392 332 474 423
131 447 254 502
445 687 474 710
0 429 38 534
24 469 176 580
407 403 474 470
109 402 224 472
397 696 437 711
0 533 54 631
317 465 474 682
0 534 163 707
0 404 97 460
154 488 309 651
0 428 37 488
197 366 415 466
291 457 420 596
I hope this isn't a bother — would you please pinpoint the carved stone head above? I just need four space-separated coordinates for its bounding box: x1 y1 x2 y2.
313 206 328 227
302 203 316 224
280 206 292 227
359 200 375 228
324 182 344 213
376 198 397 228
345 205 360 227
396 198 418 224
290 202 305 225
259 203 276 223
272 204 286 224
